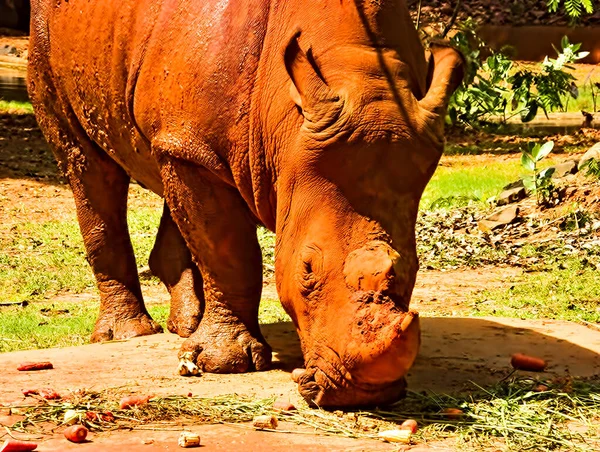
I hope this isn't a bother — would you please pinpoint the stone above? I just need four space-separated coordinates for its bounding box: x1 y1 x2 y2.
552 160 579 179
478 205 519 232
579 143 600 171
496 186 526 206
502 179 524 191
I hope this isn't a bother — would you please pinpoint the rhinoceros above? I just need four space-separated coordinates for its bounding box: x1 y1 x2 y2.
28 0 463 406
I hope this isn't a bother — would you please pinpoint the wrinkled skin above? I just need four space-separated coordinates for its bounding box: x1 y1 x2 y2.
28 0 463 406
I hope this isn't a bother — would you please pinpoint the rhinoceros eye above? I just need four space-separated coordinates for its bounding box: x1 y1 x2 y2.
297 245 323 296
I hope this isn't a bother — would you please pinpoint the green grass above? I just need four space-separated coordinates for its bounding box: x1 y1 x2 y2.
0 100 33 114
0 207 162 303
471 256 600 323
421 159 527 209
0 298 288 353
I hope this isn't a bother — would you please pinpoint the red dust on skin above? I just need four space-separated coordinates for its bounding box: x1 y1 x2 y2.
27 0 463 407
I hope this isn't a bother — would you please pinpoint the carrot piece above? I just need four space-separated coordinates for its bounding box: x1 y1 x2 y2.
400 419 418 433
63 425 88 443
0 439 38 452
511 353 547 372
17 362 53 371
440 408 464 419
119 395 151 409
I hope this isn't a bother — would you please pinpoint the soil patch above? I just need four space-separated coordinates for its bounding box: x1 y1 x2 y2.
1 316 599 450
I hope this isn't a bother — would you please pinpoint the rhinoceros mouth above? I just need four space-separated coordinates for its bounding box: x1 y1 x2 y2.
294 350 408 408
296 366 407 408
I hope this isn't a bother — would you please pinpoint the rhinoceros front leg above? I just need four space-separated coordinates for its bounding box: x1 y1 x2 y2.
149 202 204 337
160 159 272 373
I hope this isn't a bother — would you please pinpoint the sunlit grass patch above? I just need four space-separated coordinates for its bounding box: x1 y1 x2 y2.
0 99 33 114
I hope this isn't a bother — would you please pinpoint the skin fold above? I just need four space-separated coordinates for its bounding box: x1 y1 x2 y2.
27 0 463 406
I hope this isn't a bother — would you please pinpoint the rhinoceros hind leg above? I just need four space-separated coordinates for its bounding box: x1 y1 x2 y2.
159 158 272 373
149 202 204 338
27 71 162 341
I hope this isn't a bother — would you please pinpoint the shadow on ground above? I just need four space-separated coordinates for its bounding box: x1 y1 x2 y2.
1 316 598 403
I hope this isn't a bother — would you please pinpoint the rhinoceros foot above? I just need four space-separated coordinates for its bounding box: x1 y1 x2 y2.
178 319 272 374
90 312 163 342
165 269 203 338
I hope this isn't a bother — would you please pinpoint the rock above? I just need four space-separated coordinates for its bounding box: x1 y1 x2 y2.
502 180 524 191
578 143 600 171
496 186 526 206
478 206 519 232
552 160 579 179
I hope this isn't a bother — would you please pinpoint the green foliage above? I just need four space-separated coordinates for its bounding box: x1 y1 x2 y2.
520 141 556 206
548 0 595 19
448 30 589 127
580 157 600 179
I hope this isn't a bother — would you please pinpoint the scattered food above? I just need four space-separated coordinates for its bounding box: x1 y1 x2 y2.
378 429 412 444
119 395 152 409
178 432 201 448
533 384 550 392
63 425 88 443
63 409 79 425
0 440 37 452
440 408 464 419
39 388 61 400
17 362 53 372
178 352 201 376
511 353 547 372
400 419 418 433
21 389 38 397
272 398 296 412
252 415 278 430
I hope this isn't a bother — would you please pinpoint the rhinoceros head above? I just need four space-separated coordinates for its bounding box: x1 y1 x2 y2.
273 2 464 407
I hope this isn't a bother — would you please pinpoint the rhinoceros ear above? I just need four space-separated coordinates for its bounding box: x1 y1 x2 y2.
284 34 338 115
419 42 465 118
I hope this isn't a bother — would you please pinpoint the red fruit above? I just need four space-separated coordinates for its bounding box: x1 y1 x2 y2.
63 425 88 443
511 353 547 372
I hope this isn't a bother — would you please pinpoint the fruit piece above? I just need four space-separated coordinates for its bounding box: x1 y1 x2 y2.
378 429 411 444
119 395 151 409
178 432 201 448
511 353 547 372
400 419 418 433
0 439 38 451
533 384 549 392
63 410 79 425
441 408 464 419
21 389 39 397
38 388 60 400
63 425 88 443
272 398 296 412
291 368 304 383
252 415 278 429
17 362 53 372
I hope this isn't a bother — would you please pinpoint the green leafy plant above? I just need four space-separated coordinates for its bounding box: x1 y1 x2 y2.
580 157 600 178
521 141 556 206
448 34 589 127
547 0 595 19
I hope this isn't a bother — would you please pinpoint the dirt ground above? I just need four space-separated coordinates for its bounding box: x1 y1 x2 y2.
2 314 600 450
